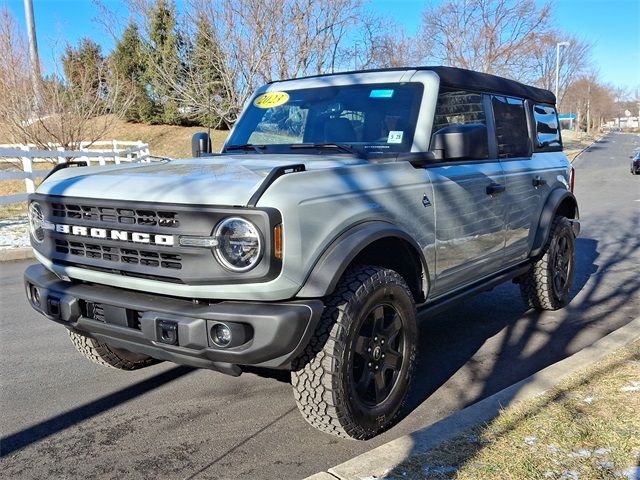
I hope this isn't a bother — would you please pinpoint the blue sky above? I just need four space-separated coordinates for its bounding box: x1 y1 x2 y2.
6 0 640 92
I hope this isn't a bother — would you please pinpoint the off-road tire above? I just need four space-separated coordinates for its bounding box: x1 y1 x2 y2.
68 330 159 370
291 266 417 440
520 215 576 311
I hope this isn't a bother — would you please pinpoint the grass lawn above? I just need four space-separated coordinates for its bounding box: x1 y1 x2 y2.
394 340 640 479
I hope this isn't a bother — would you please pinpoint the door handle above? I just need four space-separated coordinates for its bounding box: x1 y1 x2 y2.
532 176 547 187
486 183 506 195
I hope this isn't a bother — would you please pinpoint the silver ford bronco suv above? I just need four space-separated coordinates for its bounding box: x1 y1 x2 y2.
25 66 579 440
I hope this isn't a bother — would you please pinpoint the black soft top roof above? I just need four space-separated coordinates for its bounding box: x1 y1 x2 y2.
428 66 555 104
273 65 556 105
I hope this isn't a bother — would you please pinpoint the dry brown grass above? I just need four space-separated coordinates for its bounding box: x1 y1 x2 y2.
88 115 229 158
0 116 230 216
563 129 598 160
395 341 640 479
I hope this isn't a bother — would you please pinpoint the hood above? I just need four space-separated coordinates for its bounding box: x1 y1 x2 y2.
37 154 368 206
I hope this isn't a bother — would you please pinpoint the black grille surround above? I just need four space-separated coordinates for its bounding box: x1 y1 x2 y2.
30 194 282 285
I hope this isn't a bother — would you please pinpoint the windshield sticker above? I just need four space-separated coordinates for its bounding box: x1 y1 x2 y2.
387 131 404 144
370 89 395 98
253 91 290 108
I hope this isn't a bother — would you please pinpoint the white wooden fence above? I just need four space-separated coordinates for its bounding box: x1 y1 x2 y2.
0 141 151 205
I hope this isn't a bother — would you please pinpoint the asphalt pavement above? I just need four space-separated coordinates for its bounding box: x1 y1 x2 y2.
1 132 639 480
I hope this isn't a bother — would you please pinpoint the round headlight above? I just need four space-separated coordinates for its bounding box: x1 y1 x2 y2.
28 202 46 243
213 217 262 272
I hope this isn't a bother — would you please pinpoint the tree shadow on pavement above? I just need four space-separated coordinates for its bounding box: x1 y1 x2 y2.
0 365 194 457
402 236 599 417
387 225 639 478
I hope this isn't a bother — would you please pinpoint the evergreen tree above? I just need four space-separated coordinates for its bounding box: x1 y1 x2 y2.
186 17 227 128
145 0 184 124
62 38 104 96
109 21 154 122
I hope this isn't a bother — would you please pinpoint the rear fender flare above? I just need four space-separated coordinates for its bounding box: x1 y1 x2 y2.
530 188 579 258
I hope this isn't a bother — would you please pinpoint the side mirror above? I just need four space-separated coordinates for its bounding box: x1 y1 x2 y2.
191 132 212 157
432 124 488 161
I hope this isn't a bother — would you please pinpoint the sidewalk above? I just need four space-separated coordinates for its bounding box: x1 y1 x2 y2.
307 317 640 480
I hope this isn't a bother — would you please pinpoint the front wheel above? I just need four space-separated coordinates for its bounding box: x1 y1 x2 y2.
291 266 417 440
68 330 160 370
519 215 576 310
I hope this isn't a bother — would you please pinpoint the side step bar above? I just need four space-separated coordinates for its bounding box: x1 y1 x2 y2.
417 264 531 320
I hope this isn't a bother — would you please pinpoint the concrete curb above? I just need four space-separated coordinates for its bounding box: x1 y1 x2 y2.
307 317 640 480
570 133 606 163
0 247 34 262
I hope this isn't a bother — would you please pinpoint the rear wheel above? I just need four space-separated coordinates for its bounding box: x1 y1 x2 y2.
291 266 417 440
519 215 576 310
68 330 159 370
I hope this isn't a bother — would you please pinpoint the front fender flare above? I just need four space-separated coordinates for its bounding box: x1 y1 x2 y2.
296 221 429 299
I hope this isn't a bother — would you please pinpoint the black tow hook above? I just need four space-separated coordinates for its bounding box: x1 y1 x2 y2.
157 320 179 345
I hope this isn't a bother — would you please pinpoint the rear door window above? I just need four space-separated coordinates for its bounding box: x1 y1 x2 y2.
492 96 530 158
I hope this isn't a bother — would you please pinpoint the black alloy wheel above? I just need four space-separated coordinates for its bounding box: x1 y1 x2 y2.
351 303 406 410
291 265 417 440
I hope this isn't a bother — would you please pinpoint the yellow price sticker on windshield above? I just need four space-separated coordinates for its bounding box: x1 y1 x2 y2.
253 91 290 108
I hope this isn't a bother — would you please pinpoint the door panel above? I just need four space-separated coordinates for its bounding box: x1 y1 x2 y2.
426 161 506 296
501 159 543 263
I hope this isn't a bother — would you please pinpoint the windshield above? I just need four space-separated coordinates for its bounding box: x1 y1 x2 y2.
226 83 424 156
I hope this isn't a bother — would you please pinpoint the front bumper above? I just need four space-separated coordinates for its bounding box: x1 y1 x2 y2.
25 264 323 375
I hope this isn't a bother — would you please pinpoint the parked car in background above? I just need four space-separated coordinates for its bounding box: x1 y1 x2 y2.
631 151 640 175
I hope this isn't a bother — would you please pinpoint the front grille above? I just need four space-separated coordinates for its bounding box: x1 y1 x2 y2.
32 193 282 285
51 202 180 228
54 239 182 270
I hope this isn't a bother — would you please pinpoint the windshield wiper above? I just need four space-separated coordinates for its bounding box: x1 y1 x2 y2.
224 144 266 154
289 143 359 155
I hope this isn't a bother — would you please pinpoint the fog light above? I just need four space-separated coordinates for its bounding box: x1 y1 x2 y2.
212 323 232 347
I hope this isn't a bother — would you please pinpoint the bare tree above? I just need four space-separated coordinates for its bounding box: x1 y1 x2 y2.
160 0 368 127
530 31 592 109
564 74 615 133
356 17 419 69
417 0 552 81
0 7 133 153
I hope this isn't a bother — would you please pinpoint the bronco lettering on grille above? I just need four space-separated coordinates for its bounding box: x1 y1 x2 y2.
55 224 174 246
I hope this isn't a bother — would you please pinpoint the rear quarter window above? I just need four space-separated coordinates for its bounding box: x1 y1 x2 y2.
533 104 562 151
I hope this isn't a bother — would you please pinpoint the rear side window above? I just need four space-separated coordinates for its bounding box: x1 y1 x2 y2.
432 90 486 132
492 96 530 158
533 104 561 150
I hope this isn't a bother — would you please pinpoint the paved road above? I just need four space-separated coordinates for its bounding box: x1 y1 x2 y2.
1 133 639 480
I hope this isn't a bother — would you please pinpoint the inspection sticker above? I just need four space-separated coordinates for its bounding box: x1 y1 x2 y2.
387 131 404 144
253 91 290 108
370 89 395 98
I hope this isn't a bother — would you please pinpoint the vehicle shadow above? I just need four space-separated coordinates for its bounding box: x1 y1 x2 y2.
0 365 194 457
402 236 598 417
386 225 639 478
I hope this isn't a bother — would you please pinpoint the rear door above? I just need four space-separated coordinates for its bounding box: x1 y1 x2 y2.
427 90 506 297
492 95 543 264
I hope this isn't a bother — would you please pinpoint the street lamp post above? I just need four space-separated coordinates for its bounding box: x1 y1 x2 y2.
555 41 570 109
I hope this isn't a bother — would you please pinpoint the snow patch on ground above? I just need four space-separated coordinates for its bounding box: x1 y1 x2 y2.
0 216 30 249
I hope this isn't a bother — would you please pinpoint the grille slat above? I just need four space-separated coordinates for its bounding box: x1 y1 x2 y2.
52 202 180 228
53 239 182 270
